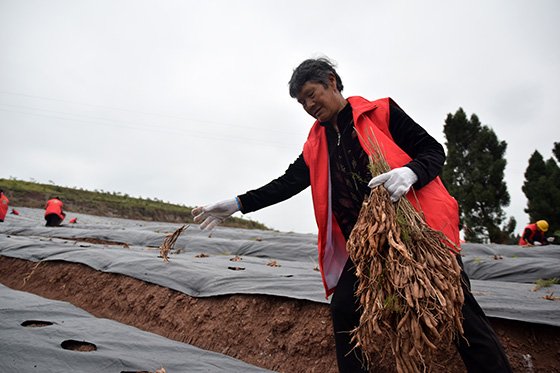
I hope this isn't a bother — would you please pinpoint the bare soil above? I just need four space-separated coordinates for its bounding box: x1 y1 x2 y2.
1 253 559 372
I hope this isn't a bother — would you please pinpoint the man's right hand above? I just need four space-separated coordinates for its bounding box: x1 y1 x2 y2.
192 198 240 230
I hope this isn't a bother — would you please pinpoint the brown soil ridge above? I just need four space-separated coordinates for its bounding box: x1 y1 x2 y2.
1 254 559 373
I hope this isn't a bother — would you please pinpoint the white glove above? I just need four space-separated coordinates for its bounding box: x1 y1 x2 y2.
547 237 555 243
368 167 418 202
192 198 239 230
533 241 542 246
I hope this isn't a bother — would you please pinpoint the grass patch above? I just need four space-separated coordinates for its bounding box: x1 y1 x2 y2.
0 177 269 231
534 278 560 290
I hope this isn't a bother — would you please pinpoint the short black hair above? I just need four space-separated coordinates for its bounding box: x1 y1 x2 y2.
288 57 344 98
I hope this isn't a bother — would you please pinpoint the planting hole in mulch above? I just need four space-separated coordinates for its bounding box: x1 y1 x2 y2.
61 339 97 352
21 320 54 327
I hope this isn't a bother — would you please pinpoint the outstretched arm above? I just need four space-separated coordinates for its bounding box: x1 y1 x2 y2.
192 153 311 229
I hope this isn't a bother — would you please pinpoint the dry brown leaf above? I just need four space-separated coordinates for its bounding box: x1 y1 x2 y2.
158 225 189 262
541 291 560 301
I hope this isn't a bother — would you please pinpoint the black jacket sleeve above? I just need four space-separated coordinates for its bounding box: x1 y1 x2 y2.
389 100 446 189
237 99 445 214
522 228 534 244
237 153 310 214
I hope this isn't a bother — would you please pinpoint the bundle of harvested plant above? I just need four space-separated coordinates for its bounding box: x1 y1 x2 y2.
346 130 464 373
159 224 189 262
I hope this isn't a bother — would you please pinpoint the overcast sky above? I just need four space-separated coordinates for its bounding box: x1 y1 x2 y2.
1 0 559 235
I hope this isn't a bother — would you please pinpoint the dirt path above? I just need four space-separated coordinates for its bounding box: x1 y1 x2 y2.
1 255 559 372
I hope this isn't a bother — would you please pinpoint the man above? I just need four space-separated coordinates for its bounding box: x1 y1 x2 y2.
519 220 553 245
0 189 8 222
193 57 512 372
45 196 66 227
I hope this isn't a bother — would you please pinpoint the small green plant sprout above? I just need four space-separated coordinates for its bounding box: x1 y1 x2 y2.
532 278 560 292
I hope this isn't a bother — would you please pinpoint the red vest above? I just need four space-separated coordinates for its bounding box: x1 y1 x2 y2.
519 223 541 245
45 199 65 220
303 96 460 297
0 193 9 220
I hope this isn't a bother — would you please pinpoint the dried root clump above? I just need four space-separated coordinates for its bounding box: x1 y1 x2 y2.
347 130 464 373
158 225 189 262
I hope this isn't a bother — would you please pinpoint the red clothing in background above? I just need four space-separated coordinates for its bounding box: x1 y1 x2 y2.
0 193 9 221
45 199 65 221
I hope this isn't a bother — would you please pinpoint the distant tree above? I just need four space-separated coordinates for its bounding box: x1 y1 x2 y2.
553 142 560 161
522 151 548 219
441 108 515 243
522 143 560 239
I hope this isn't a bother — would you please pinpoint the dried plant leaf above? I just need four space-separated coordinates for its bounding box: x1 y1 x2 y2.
158 225 189 262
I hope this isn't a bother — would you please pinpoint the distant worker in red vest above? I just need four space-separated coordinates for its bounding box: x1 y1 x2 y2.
191 57 512 372
0 189 9 222
45 197 66 227
519 220 554 245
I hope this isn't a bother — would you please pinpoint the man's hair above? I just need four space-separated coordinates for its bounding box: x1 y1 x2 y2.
288 57 344 98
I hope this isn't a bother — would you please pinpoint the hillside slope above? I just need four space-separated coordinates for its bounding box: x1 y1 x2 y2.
0 178 268 230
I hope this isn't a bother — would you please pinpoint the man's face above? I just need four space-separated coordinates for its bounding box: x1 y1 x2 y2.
295 77 343 124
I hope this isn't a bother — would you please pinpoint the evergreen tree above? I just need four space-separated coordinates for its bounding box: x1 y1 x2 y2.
553 142 560 162
522 143 560 239
522 151 548 219
441 108 514 243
